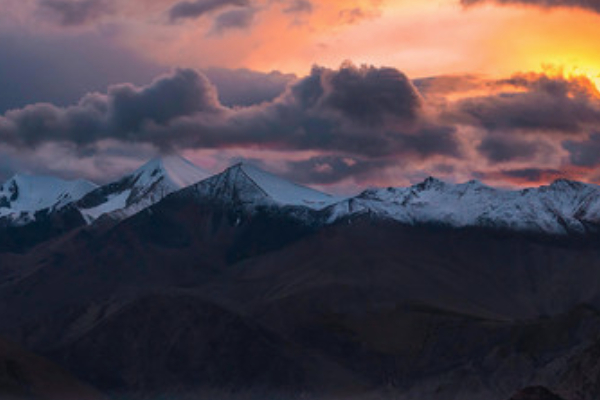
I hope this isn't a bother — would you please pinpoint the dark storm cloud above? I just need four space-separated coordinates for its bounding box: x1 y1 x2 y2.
299 63 423 126
210 7 256 34
0 64 462 161
477 135 548 163
283 0 313 14
169 0 250 21
284 156 391 184
448 73 600 133
395 126 461 158
0 69 223 148
202 68 296 106
564 133 600 167
108 69 222 133
461 0 600 14
39 0 112 26
201 64 454 158
162 63 445 158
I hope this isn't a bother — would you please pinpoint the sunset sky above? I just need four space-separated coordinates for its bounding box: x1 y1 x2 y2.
2 0 600 193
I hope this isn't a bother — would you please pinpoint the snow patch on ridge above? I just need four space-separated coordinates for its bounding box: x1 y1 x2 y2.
238 164 341 209
0 175 97 225
189 163 342 211
77 155 209 223
328 177 600 235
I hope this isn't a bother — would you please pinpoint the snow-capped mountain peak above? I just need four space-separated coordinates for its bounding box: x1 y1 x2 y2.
77 155 209 222
131 155 209 190
0 174 97 225
190 162 341 210
237 163 341 209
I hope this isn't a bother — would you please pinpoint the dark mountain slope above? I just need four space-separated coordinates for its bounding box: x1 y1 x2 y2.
3 203 600 398
216 219 600 321
0 205 87 253
0 335 105 400
555 333 600 400
49 292 359 399
0 190 320 351
508 387 567 400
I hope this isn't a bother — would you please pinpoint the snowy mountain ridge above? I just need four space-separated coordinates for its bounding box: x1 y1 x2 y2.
328 177 600 235
0 174 97 226
6 155 600 236
76 155 209 223
187 162 341 210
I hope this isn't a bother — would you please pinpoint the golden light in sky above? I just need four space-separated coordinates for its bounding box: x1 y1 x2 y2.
130 0 600 89
3 0 600 188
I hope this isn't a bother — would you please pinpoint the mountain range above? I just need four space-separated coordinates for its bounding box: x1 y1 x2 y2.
2 155 600 399
4 154 600 238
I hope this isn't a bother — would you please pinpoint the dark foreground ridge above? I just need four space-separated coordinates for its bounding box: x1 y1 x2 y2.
509 387 566 400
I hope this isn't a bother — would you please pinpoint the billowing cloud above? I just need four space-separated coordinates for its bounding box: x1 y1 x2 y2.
210 7 256 34
0 63 460 162
38 0 112 26
564 133 600 167
477 135 551 163
284 0 313 14
169 0 250 21
164 64 458 158
4 62 600 188
295 63 422 126
448 73 600 134
202 68 296 106
0 68 224 148
461 0 600 14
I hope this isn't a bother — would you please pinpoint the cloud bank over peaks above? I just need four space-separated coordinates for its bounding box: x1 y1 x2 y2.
0 68 224 149
2 62 600 188
0 63 459 160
